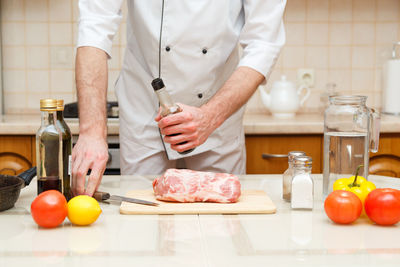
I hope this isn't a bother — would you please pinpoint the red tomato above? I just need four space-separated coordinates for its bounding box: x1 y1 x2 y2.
31 190 68 228
364 188 400 226
324 190 362 224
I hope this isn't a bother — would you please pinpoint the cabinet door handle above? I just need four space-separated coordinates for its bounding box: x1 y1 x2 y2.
262 153 288 159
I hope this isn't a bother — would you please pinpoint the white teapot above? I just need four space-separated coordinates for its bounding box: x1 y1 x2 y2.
259 75 310 117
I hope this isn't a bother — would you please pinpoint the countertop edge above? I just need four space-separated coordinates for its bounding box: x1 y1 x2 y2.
0 113 399 135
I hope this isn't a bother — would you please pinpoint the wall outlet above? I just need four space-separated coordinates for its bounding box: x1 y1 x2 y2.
56 48 68 64
297 68 314 87
50 47 72 68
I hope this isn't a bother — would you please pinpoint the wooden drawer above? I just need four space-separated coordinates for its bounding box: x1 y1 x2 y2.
369 133 400 177
371 133 400 157
0 136 34 175
245 135 323 174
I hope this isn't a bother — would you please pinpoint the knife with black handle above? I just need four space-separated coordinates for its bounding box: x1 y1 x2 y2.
93 191 159 206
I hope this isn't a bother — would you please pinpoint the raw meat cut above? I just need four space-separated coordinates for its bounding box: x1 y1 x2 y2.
152 169 241 203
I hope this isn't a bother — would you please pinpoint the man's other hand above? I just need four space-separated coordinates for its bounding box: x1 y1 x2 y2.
71 134 108 196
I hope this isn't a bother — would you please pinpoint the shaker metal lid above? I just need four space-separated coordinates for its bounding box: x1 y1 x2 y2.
288 151 306 161
293 155 312 166
40 99 57 111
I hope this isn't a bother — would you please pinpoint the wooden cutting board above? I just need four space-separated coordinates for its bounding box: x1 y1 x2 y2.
119 190 276 215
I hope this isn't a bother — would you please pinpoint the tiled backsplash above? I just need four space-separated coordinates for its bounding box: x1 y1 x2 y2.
1 0 399 114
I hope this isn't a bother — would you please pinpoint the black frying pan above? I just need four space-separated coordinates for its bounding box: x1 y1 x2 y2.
0 167 37 211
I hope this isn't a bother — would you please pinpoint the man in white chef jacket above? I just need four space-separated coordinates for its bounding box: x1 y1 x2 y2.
72 0 286 196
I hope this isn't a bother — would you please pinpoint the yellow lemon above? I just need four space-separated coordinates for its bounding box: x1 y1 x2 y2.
67 195 101 226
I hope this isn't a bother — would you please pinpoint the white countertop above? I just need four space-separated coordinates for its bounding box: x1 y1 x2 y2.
0 113 400 135
1 174 400 266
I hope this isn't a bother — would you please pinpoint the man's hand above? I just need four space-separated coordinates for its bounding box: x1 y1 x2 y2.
74 46 108 196
155 67 265 153
71 134 108 196
155 103 214 153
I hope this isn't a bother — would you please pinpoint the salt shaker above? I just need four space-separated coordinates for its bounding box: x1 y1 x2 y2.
283 151 306 201
291 156 313 210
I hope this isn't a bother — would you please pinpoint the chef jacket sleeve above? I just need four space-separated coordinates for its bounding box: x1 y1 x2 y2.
77 0 124 58
238 0 286 79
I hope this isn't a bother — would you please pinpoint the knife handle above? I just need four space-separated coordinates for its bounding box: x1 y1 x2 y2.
93 191 110 201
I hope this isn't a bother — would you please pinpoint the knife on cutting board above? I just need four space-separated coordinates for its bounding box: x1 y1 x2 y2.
93 191 159 206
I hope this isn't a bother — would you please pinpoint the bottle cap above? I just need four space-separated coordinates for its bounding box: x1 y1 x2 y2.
151 78 165 91
56 99 64 111
288 151 306 161
293 155 312 167
40 99 57 111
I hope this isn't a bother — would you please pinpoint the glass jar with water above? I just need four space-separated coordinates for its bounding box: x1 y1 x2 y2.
323 95 380 198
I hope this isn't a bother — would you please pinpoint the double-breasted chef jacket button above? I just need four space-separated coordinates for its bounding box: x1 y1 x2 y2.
198 93 203 99
202 48 207 54
166 46 171 52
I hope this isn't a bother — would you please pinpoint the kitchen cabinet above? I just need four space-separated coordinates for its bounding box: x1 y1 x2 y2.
0 132 399 177
369 133 400 177
0 136 35 175
245 135 323 174
246 133 400 178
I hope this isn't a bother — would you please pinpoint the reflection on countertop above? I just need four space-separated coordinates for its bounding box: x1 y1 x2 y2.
0 112 400 135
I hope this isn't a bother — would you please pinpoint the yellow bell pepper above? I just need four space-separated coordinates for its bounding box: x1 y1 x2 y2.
333 165 376 207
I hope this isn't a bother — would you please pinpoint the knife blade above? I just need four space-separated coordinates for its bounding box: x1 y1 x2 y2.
94 191 159 206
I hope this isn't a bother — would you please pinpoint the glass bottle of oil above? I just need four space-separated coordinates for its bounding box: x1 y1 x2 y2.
56 100 72 200
36 99 63 195
151 78 194 154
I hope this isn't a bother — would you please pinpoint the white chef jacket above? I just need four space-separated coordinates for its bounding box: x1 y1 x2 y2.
78 0 286 160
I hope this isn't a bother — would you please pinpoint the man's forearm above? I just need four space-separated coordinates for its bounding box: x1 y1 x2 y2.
75 47 108 139
201 66 265 131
